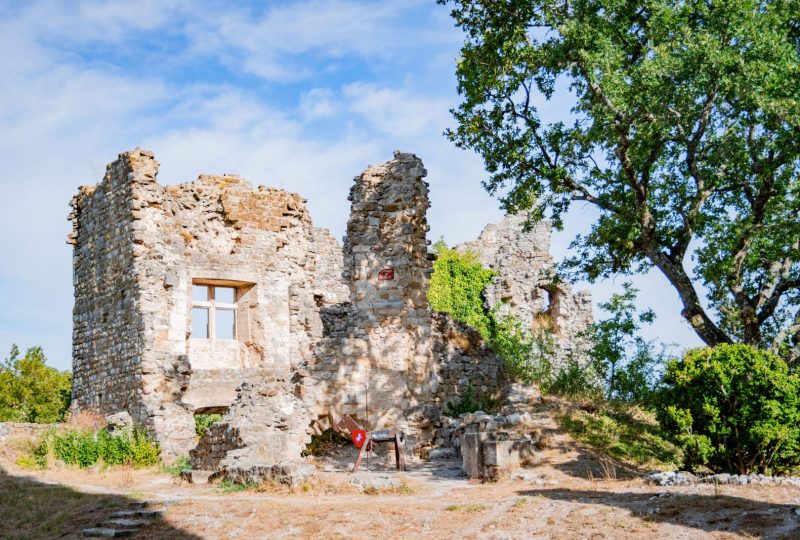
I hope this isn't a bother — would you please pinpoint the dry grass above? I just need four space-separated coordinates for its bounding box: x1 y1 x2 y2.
67 410 105 431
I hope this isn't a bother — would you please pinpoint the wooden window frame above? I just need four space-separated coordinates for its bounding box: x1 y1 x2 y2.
191 285 237 341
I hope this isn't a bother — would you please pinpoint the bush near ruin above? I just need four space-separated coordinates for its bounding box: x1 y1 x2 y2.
26 426 160 469
657 344 800 475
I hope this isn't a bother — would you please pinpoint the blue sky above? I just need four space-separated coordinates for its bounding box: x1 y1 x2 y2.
0 0 702 371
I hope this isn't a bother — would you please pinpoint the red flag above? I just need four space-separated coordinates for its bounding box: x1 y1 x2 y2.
351 429 367 449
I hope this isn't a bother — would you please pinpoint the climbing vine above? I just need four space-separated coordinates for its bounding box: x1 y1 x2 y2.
428 240 495 339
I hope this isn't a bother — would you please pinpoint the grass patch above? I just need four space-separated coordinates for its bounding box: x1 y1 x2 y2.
557 402 681 468
217 479 260 494
362 481 416 496
446 503 487 513
159 456 191 476
513 497 527 508
0 472 129 538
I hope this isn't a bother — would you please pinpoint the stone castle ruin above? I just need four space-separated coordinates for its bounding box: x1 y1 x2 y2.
68 149 592 479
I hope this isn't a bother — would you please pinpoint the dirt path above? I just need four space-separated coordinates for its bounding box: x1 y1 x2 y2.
3 419 800 539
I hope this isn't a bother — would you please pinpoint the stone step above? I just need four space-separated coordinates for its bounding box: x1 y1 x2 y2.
105 518 152 528
82 528 138 538
110 509 163 519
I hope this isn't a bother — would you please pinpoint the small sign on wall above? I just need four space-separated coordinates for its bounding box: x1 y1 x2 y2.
378 268 395 281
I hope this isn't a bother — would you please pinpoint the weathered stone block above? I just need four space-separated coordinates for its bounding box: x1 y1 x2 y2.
462 431 490 479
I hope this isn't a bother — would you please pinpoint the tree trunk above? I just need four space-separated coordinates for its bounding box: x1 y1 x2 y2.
648 250 732 346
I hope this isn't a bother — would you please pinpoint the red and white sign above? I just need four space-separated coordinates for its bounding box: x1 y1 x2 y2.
351 429 367 449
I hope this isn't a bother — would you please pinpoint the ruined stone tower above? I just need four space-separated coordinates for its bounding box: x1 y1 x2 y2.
68 149 347 458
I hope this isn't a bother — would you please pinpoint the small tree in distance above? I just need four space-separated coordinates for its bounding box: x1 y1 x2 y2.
0 345 72 423
589 282 666 403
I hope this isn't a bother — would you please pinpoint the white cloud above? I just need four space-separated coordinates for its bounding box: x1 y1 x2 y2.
299 88 339 121
343 82 452 139
183 0 448 82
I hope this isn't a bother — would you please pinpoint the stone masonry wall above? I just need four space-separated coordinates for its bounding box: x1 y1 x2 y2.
71 149 589 471
69 152 153 424
304 152 508 446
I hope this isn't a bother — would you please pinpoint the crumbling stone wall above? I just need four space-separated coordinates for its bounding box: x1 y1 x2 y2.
190 375 315 485
457 215 593 373
431 313 507 411
69 149 347 459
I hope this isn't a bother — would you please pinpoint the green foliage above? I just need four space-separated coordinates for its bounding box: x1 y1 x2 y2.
30 426 160 469
160 456 192 476
441 0 800 351
547 359 602 400
657 344 800 474
446 384 501 416
429 240 561 388
0 345 71 423
218 479 260 493
558 404 682 469
428 242 495 338
301 428 350 457
587 283 666 404
194 414 223 437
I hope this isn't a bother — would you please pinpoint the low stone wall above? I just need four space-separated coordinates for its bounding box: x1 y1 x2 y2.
0 422 55 441
644 470 800 487
431 313 507 410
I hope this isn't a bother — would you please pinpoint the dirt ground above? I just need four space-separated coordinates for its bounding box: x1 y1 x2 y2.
2 421 800 540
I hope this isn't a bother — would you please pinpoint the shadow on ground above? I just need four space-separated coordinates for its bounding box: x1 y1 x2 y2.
521 487 800 539
0 465 201 539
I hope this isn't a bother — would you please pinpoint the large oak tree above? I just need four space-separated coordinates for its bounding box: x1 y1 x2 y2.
441 0 800 358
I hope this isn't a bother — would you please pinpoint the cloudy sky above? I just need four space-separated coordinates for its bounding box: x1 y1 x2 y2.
0 0 702 371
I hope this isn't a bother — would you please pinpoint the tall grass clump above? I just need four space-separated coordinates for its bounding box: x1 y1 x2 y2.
29 426 160 469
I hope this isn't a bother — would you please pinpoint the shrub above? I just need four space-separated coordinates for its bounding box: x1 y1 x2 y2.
194 414 223 437
657 344 800 475
487 315 540 384
30 426 160 469
160 456 192 476
446 384 501 416
301 428 350 457
547 359 602 400
0 345 71 423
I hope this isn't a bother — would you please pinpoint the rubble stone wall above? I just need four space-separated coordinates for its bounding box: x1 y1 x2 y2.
305 153 508 446
69 152 151 423
457 215 593 372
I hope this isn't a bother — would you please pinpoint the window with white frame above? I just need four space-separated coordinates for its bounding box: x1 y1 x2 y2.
191 284 237 340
